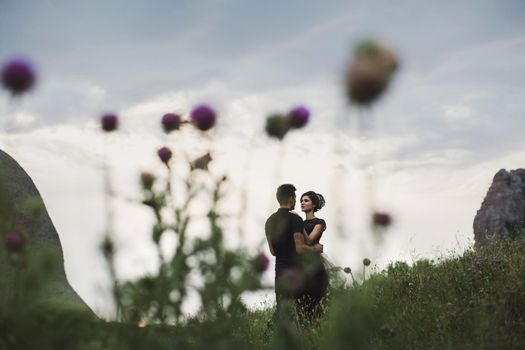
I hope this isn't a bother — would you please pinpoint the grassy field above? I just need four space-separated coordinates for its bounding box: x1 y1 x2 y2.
2 235 525 349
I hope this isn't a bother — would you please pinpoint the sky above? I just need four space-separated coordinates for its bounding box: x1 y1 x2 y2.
1 0 525 317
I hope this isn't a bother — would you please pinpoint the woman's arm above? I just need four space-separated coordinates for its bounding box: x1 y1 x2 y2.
294 232 323 254
303 229 313 245
305 224 325 244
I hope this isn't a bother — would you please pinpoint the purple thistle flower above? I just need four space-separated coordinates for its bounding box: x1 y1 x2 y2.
190 104 216 131
161 113 182 133
288 106 310 129
157 146 172 164
101 113 118 132
252 253 270 273
4 232 24 252
1 57 36 95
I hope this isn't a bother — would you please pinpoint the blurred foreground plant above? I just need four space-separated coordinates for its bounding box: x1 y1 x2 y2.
4 235 525 349
341 40 399 246
0 37 406 348
100 107 268 325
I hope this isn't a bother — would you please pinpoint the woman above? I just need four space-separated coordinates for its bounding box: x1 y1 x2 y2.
301 191 327 247
297 191 330 319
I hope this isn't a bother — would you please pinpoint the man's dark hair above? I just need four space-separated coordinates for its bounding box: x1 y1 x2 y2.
276 184 296 205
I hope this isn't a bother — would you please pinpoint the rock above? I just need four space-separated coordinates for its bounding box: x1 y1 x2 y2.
0 149 93 314
473 169 525 246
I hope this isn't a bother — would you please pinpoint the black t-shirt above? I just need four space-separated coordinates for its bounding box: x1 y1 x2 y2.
265 208 303 274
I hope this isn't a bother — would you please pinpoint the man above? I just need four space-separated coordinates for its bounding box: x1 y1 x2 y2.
265 184 323 319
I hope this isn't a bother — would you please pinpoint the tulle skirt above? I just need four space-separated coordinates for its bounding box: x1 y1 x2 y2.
296 253 347 319
320 253 347 290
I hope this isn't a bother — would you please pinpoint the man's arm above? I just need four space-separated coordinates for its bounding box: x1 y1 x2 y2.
264 217 275 256
294 232 323 254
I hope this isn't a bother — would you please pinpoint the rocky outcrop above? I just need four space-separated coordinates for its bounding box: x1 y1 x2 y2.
473 169 525 246
0 149 92 313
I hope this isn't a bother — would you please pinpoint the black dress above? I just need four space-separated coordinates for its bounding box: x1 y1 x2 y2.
298 218 329 318
304 218 326 245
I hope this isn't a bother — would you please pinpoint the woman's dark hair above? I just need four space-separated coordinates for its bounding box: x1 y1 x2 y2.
301 191 326 212
276 184 296 205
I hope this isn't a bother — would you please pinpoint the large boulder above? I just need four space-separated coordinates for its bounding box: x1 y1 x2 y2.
473 168 525 246
0 149 92 314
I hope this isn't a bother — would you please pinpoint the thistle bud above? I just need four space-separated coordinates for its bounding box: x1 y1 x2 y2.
354 41 399 76
191 152 212 171
363 258 371 267
346 59 388 105
265 114 290 140
372 211 392 227
101 235 114 258
4 232 24 252
252 253 270 273
101 113 118 132
157 146 172 164
343 267 351 274
140 172 155 190
345 40 399 106
161 113 182 133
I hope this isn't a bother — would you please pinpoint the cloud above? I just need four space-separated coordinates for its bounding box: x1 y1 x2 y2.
444 103 475 122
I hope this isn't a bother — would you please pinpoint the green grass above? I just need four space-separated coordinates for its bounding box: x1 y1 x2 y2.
363 235 525 349
3 236 525 349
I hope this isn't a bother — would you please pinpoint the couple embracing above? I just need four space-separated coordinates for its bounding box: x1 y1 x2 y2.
265 184 329 322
